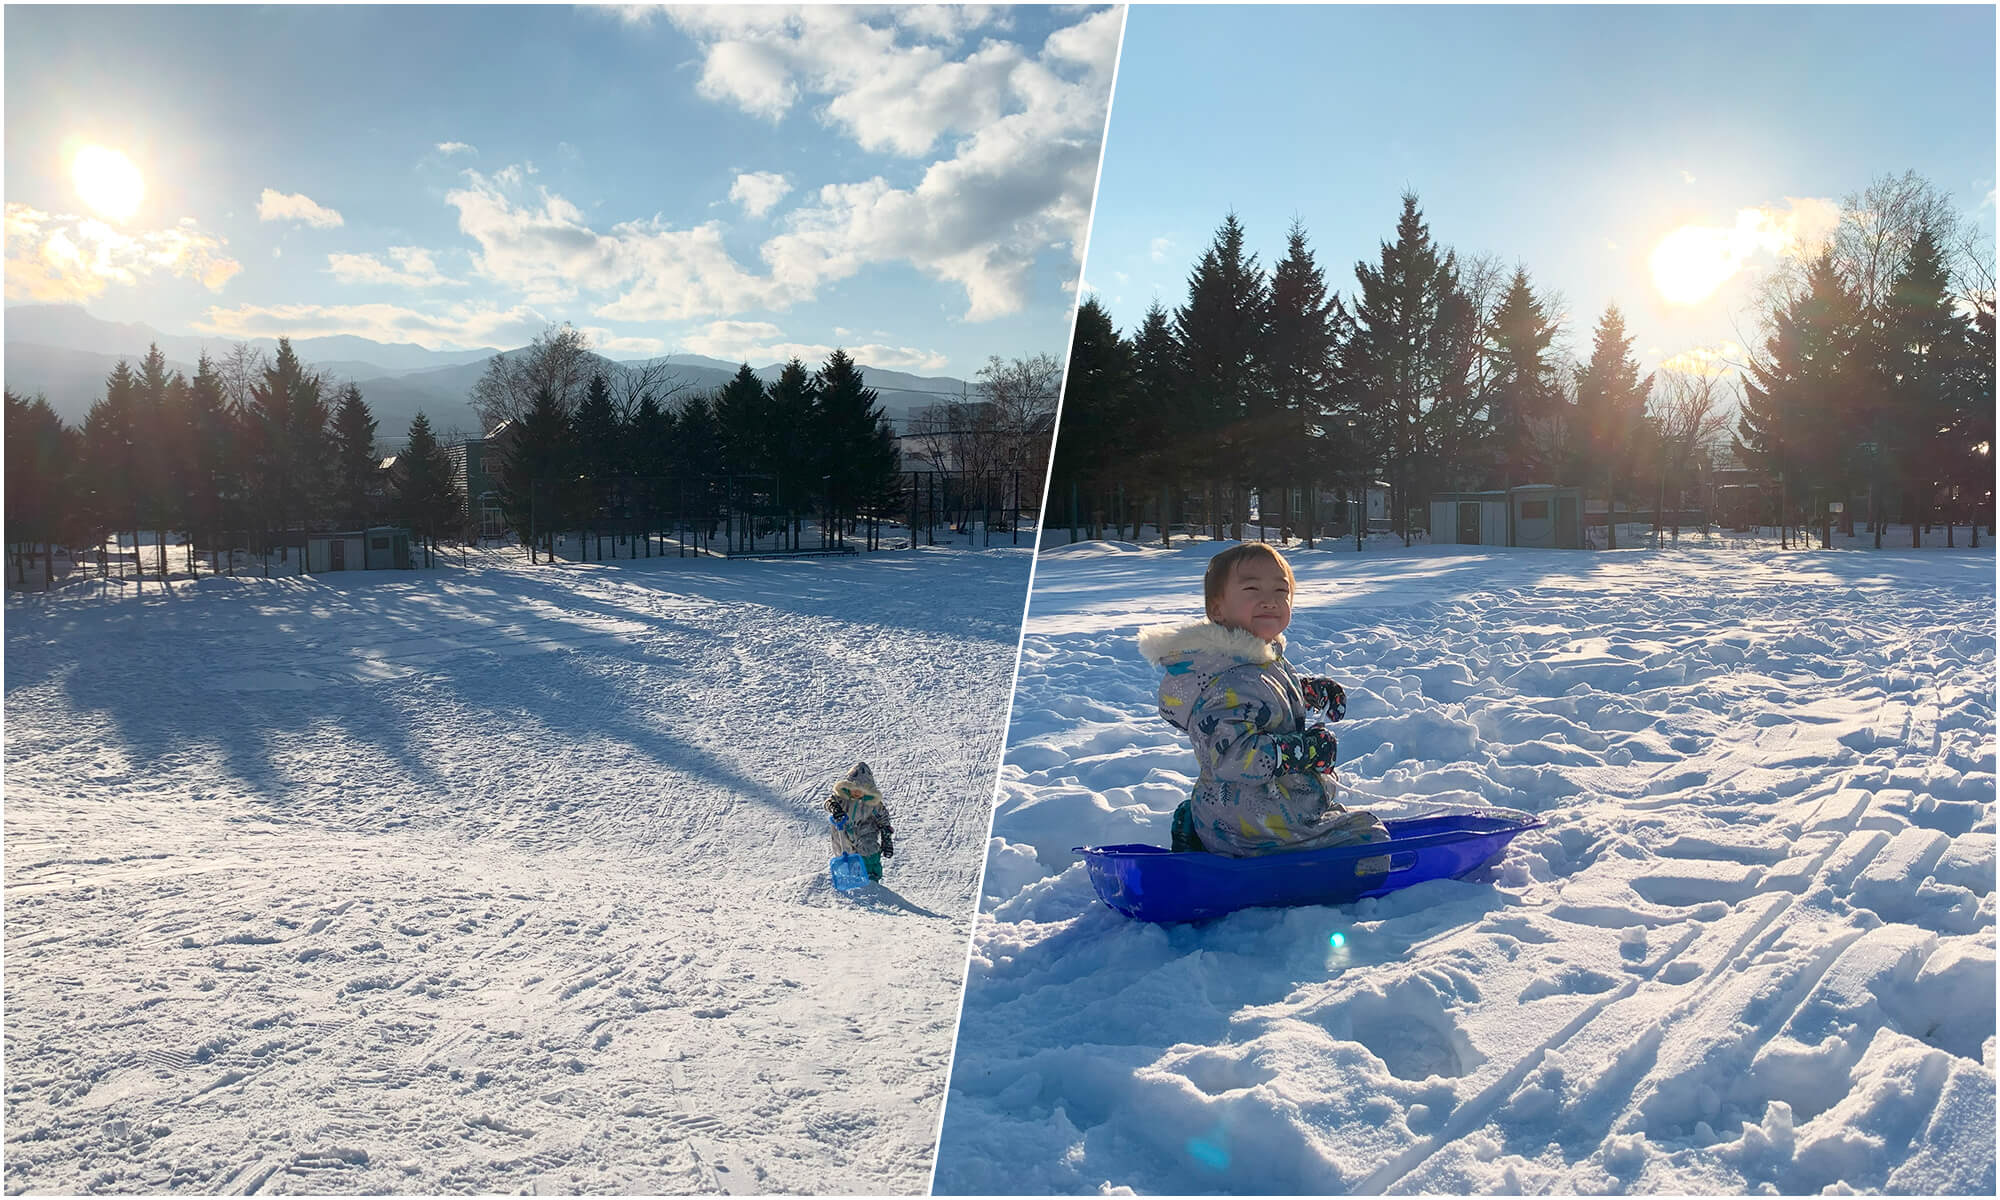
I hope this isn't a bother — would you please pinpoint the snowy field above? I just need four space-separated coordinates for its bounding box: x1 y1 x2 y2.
936 538 1996 1194
4 544 1028 1194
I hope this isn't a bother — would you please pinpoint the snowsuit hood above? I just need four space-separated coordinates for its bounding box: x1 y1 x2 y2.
1142 618 1381 857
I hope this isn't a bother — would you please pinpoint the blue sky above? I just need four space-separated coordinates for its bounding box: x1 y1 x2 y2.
4 4 1120 371
1082 4 1995 377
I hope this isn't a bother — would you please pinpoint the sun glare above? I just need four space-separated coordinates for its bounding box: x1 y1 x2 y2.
72 145 145 223
1649 226 1738 306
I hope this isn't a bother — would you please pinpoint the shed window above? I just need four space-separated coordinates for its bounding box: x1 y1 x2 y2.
372 537 389 550
1520 500 1549 520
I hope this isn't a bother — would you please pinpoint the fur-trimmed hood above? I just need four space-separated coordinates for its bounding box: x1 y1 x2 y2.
1137 618 1284 667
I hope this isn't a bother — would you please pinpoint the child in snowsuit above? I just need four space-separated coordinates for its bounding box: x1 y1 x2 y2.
827 761 895 882
1137 543 1386 857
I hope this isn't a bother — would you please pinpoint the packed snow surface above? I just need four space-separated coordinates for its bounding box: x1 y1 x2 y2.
4 545 1026 1194
936 539 1995 1195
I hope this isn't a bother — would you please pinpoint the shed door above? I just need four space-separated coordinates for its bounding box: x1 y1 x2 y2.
330 539 345 570
1458 502 1482 545
1557 495 1579 548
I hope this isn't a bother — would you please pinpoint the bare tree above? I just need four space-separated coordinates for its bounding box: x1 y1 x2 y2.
1650 369 1737 544
470 323 594 433
1836 171 1962 314
216 342 268 418
974 353 1062 505
613 357 692 424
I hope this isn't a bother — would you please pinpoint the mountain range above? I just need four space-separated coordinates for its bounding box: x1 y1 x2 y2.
2 305 974 445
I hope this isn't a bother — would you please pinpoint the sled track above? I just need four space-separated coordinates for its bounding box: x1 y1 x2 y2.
1354 781 1890 1194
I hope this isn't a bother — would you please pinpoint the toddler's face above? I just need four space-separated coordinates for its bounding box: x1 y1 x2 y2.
1210 558 1292 641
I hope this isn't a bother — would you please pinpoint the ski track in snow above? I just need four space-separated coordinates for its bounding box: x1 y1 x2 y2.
4 546 1025 1195
935 541 1996 1195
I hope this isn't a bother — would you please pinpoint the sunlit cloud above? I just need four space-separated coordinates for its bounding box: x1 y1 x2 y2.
327 246 464 288
729 171 792 218
436 141 477 157
1654 341 1746 377
680 319 949 371
669 5 1118 320
5 202 240 302
1149 236 1174 263
195 301 544 350
575 326 669 356
1649 198 1839 305
257 189 344 228
1680 169 1697 185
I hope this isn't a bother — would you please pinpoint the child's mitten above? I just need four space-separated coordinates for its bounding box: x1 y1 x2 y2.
1275 726 1338 774
1300 677 1347 721
880 825 895 858
827 796 849 830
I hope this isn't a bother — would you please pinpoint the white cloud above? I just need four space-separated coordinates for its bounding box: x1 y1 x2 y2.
729 171 793 218
1148 236 1174 263
666 5 1119 321
257 189 344 228
327 246 464 288
680 319 948 371
697 39 799 119
5 203 240 302
195 301 545 351
436 141 477 157
446 168 799 318
576 327 669 356
1681 170 1697 185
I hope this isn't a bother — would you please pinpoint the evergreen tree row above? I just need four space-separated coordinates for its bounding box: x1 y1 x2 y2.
493 348 901 557
1057 182 1992 548
5 337 458 582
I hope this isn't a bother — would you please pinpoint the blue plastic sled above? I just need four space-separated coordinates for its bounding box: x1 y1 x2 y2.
829 853 872 892
1076 808 1544 923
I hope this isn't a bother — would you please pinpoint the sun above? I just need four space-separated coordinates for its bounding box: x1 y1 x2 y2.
72 145 145 223
1649 225 1739 306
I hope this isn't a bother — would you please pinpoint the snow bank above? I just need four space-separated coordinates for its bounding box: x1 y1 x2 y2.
936 540 1995 1194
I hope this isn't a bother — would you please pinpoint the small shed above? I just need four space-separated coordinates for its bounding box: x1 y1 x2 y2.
1431 486 1584 549
307 526 413 572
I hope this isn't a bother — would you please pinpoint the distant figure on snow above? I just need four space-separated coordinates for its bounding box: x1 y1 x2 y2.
1138 543 1386 857
827 762 895 882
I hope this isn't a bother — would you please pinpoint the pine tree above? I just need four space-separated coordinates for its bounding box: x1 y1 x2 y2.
1484 267 1560 486
185 354 236 573
1735 250 1859 545
1878 223 1961 546
1572 304 1653 549
5 391 75 587
1050 297 1134 539
134 344 179 575
248 338 332 546
713 364 771 478
331 383 380 529
1175 212 1270 537
569 372 622 555
498 385 575 558
399 412 461 562
1130 300 1181 538
815 350 897 542
765 359 820 546
1342 194 1465 542
81 361 141 573
1265 219 1340 541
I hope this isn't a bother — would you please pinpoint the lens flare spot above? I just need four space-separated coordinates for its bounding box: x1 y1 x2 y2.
1186 1133 1230 1170
1329 931 1346 949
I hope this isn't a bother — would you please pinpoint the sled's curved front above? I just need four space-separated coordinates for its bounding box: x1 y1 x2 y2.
1076 809 1543 923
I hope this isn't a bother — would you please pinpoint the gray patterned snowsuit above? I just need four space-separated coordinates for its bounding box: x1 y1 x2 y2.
1139 619 1385 858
